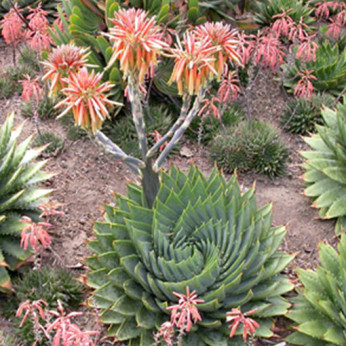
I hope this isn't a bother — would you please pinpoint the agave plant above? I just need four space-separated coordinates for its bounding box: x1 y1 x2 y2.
284 41 346 96
280 93 335 135
0 113 54 292
286 233 346 345
301 100 346 235
254 0 314 28
87 166 294 344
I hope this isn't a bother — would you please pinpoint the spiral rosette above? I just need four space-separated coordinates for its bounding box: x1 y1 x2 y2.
87 166 294 345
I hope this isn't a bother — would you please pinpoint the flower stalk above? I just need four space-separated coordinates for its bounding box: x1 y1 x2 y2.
153 87 207 171
48 9 242 207
127 75 148 161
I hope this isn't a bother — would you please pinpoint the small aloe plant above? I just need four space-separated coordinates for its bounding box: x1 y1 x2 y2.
286 233 346 345
0 113 54 292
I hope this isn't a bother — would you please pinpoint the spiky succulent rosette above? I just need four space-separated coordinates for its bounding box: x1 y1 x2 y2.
286 233 346 345
87 166 294 345
301 101 346 234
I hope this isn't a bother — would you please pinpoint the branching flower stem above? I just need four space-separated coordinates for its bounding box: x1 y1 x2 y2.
95 131 144 175
128 75 148 162
146 96 191 158
154 87 206 171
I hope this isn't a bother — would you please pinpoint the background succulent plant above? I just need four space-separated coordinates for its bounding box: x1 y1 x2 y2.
254 0 314 28
286 233 346 345
32 132 64 155
211 120 289 178
280 93 335 135
283 41 346 96
20 96 60 119
301 100 346 234
0 113 54 292
87 166 294 345
187 103 244 144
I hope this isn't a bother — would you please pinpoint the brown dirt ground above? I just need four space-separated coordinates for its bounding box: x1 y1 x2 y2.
0 39 337 345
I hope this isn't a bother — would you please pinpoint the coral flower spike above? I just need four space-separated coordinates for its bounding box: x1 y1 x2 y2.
167 287 204 333
0 3 24 46
194 22 241 78
55 67 122 134
42 44 90 96
168 32 218 95
105 8 168 83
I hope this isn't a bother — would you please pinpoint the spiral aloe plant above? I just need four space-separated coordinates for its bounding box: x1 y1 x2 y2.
286 233 346 345
301 100 346 234
87 166 294 344
0 113 54 292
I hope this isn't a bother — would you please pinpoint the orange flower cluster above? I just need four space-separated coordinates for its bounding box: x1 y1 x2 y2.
167 287 204 333
26 3 52 52
55 67 120 134
168 33 218 95
294 69 317 100
20 216 51 252
227 308 259 342
194 22 241 78
168 23 240 95
42 44 90 96
1 3 52 52
105 8 167 83
19 74 43 104
0 4 24 46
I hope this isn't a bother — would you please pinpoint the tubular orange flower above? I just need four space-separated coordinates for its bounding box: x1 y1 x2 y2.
26 3 52 52
252 31 286 70
271 8 294 37
218 67 241 102
55 67 121 134
168 32 218 95
154 321 174 346
226 308 259 342
294 69 317 100
194 22 241 78
296 35 318 62
27 3 49 29
0 4 24 46
19 74 43 104
167 287 204 333
20 216 52 252
104 8 167 83
42 44 90 96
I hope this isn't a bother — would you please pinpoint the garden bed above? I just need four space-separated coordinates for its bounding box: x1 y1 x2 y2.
0 35 337 344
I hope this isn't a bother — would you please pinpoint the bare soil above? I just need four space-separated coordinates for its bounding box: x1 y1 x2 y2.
0 39 337 344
